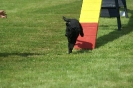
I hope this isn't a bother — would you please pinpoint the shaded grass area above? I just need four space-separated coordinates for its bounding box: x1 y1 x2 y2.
97 9 133 48
0 0 133 88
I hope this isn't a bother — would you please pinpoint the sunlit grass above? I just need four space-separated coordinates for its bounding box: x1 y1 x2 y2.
0 0 133 88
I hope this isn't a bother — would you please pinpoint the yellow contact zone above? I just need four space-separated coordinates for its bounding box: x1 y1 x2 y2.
80 0 102 23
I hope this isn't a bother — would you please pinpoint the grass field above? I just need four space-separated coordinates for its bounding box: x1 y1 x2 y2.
0 0 133 88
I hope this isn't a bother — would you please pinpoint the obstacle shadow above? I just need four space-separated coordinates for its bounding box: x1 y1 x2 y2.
96 9 133 48
74 40 92 53
75 40 93 49
0 53 41 57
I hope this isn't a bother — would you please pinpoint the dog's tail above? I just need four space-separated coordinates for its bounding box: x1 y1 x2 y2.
79 23 84 37
63 16 70 22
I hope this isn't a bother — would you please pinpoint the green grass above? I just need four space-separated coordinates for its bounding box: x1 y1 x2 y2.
0 0 133 88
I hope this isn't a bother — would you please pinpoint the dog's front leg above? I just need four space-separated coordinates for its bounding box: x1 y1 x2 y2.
68 42 74 54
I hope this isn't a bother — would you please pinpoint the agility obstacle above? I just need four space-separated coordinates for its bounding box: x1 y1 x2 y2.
101 0 128 30
101 0 128 18
74 0 102 49
74 0 128 49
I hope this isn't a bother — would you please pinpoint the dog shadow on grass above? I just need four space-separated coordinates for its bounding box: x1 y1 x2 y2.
96 9 133 48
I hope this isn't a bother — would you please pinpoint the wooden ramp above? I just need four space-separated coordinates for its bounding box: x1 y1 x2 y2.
75 0 102 49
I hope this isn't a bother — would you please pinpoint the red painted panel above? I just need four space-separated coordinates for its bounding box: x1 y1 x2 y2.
75 35 97 49
74 22 98 49
82 26 98 36
81 23 98 27
81 23 98 36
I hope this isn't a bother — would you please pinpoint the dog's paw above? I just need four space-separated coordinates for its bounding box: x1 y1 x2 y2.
68 50 72 54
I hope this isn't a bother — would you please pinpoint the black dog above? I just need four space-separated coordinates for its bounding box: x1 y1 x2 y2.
63 16 84 54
